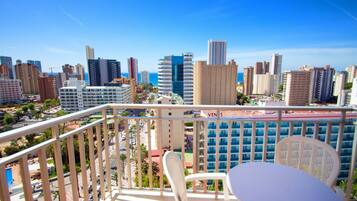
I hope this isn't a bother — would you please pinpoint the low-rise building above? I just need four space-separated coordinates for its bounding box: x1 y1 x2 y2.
59 78 131 112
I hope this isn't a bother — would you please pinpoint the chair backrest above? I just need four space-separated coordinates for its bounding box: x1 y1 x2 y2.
163 151 187 201
276 136 340 187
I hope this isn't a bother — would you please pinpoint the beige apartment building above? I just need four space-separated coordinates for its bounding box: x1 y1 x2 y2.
153 94 185 150
194 60 237 105
285 71 311 106
15 63 40 94
252 73 278 95
243 66 253 95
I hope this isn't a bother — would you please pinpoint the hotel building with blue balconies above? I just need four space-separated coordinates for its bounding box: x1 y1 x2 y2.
195 110 356 180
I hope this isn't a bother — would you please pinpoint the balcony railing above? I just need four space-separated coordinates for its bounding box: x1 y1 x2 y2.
0 104 356 201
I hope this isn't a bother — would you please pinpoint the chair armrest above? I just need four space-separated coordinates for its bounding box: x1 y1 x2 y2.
185 173 230 201
185 172 226 182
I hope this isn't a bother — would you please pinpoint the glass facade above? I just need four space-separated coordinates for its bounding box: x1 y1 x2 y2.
203 119 355 180
171 56 184 98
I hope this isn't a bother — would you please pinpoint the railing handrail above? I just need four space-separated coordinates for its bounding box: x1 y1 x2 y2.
0 104 109 143
0 103 354 144
109 103 355 111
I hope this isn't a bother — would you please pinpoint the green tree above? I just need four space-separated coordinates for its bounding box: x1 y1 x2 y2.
339 168 357 199
345 82 353 90
121 111 129 116
236 92 250 105
3 113 14 125
14 109 23 121
27 103 35 111
56 109 67 117
22 105 29 113
278 84 284 93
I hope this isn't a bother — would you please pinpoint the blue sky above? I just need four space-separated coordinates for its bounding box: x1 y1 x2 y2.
0 0 357 72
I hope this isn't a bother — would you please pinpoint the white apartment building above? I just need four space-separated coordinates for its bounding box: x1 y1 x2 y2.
333 71 347 97
0 79 23 104
158 53 193 104
346 65 357 83
60 78 131 112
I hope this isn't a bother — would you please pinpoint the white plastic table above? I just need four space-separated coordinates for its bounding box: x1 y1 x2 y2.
227 162 342 201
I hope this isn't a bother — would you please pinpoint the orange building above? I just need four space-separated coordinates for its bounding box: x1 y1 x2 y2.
38 76 57 101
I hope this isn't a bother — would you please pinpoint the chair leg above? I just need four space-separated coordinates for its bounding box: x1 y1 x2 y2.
223 178 229 201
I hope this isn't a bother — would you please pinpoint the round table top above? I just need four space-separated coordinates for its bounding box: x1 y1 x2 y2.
227 162 341 201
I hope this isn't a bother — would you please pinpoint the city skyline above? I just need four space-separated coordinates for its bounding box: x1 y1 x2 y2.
0 0 357 72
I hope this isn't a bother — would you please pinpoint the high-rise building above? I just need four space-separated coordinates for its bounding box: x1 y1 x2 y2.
27 60 42 72
141 70 150 84
208 40 227 65
333 71 348 97
346 65 357 83
350 78 357 105
62 64 75 80
252 73 278 95
38 76 57 101
88 58 121 86
254 61 269 74
285 71 311 106
0 64 10 79
301 65 335 103
194 60 237 105
59 78 131 112
0 79 23 104
128 57 138 84
75 63 85 80
0 56 14 79
15 63 40 94
50 72 66 94
158 53 194 104
243 67 253 95
85 45 95 60
270 54 282 80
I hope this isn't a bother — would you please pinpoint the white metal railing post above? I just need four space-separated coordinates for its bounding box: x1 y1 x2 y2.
67 136 79 201
95 124 105 200
337 111 346 154
113 109 122 190
0 164 10 201
102 109 112 198
52 125 67 201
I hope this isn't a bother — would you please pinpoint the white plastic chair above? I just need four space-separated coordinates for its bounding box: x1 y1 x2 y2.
276 136 340 187
163 151 230 201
